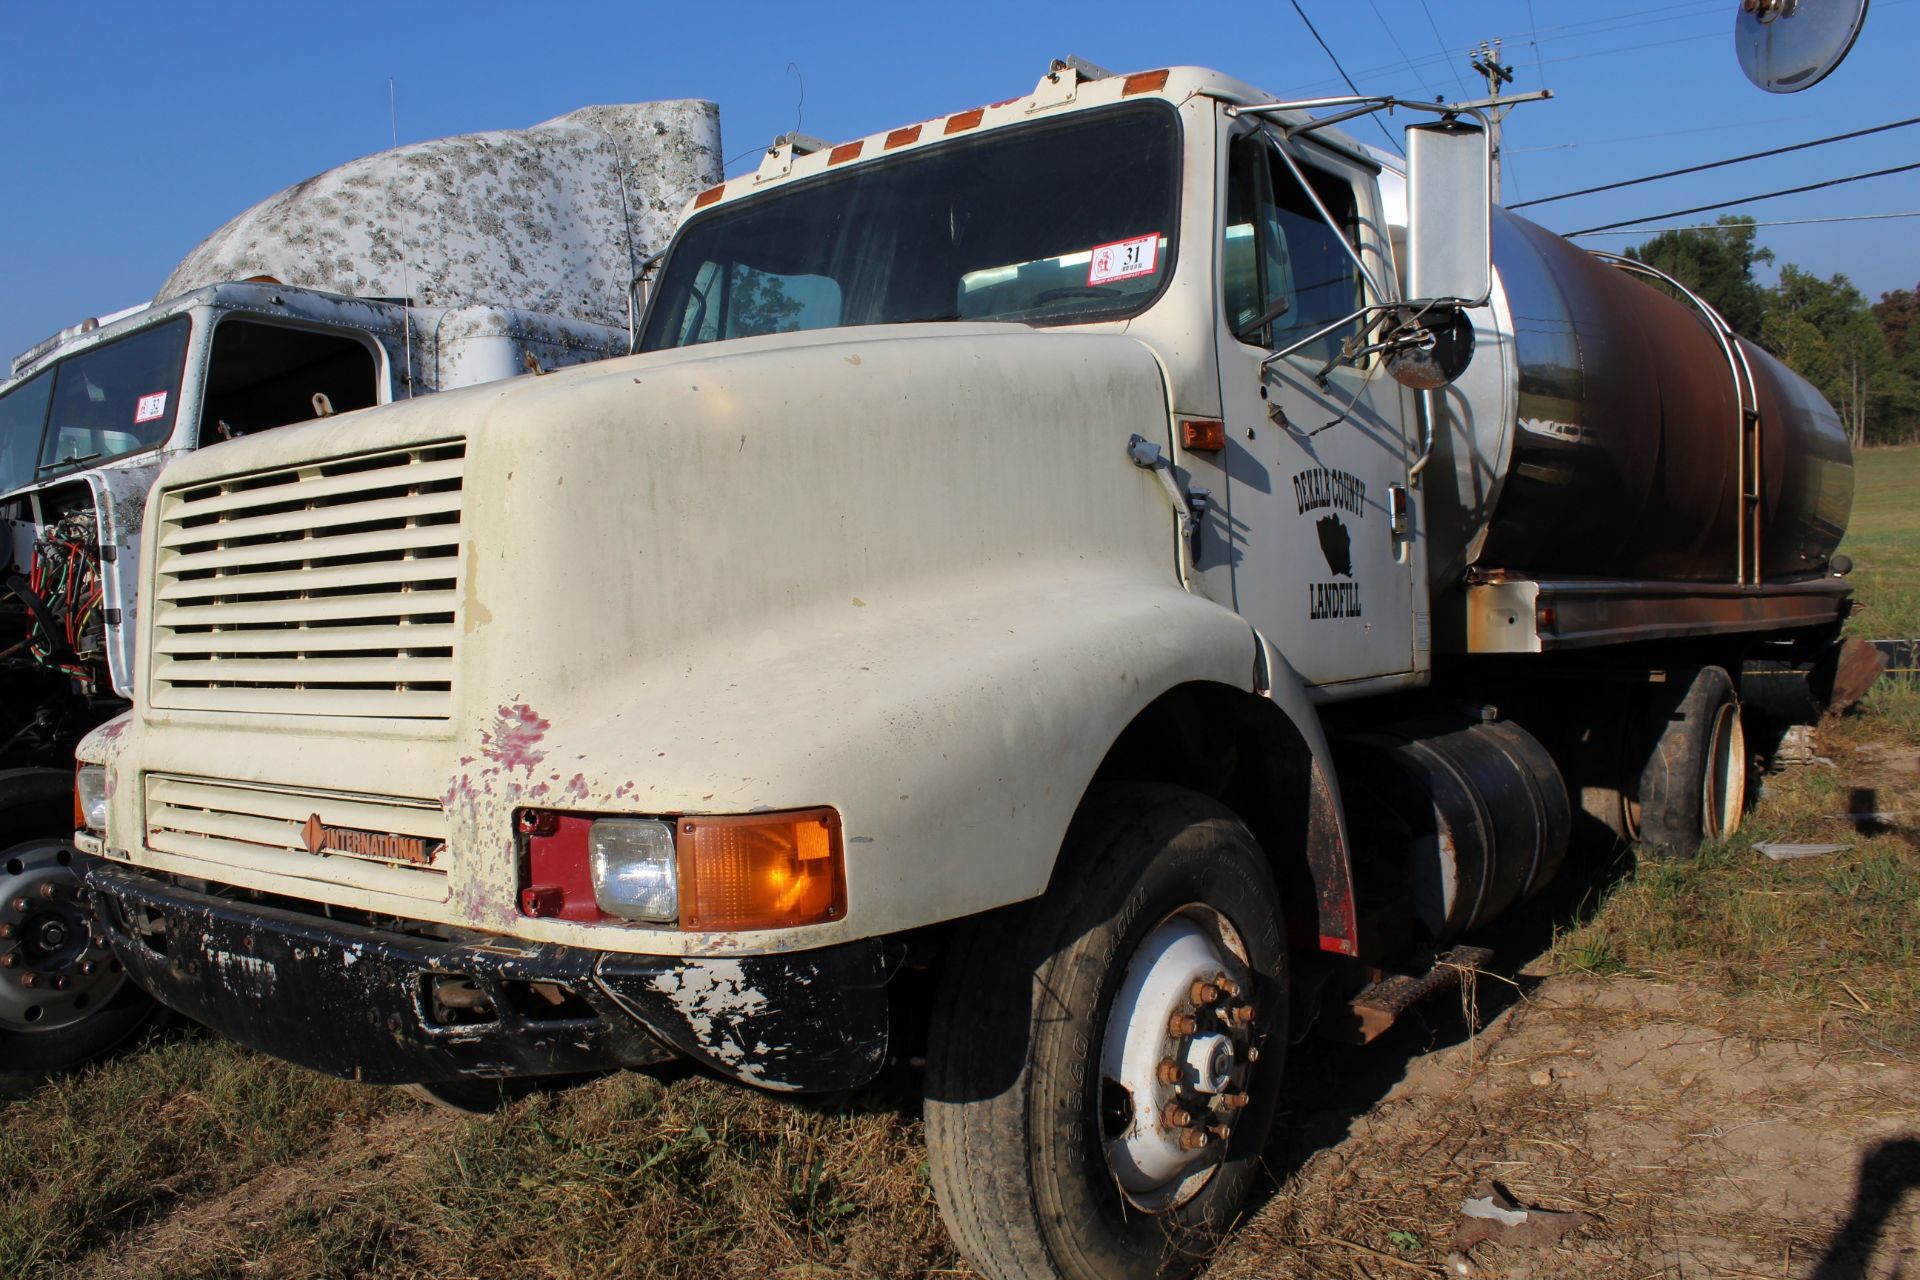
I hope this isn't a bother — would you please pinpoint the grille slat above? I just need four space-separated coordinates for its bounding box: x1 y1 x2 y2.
157 487 463 549
154 623 458 656
156 521 461 574
158 559 455 602
149 441 465 719
147 776 448 839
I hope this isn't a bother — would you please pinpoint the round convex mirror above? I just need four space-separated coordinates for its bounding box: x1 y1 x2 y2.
1387 306 1475 391
1735 0 1870 93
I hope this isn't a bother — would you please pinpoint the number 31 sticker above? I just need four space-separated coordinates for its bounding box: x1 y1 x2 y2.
134 391 169 424
1088 234 1160 286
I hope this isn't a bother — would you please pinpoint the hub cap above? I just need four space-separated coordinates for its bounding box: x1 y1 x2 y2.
0 840 124 1033
1098 906 1261 1212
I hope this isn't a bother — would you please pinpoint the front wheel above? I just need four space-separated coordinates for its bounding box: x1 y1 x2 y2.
0 769 161 1096
924 784 1287 1280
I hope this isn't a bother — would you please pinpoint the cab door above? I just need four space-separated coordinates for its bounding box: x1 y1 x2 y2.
1198 122 1422 689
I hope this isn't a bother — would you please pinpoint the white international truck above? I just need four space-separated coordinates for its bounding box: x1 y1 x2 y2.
0 100 720 1091
73 63 1853 1279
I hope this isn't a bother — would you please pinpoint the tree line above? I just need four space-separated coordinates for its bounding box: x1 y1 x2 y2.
1624 216 1918 448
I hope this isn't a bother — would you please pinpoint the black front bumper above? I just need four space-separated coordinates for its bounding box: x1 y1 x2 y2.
87 862 890 1092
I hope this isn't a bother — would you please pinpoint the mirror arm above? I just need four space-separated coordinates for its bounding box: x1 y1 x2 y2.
627 250 666 354
1267 140 1387 306
1259 304 1387 372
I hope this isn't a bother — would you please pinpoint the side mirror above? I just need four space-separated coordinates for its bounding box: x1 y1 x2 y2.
1386 305 1475 390
1405 121 1491 308
627 252 665 353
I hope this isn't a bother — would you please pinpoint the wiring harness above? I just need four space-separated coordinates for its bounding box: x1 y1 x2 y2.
14 511 104 687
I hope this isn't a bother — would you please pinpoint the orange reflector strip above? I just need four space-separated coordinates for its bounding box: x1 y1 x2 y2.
885 125 921 149
1181 419 1226 452
828 141 863 165
945 108 985 134
1123 69 1171 96
678 808 846 932
694 184 725 209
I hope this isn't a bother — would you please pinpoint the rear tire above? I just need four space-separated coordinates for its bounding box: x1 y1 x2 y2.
1634 666 1746 859
924 784 1287 1280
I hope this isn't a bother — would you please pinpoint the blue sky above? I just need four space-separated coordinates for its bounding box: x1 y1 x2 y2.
4 0 1916 360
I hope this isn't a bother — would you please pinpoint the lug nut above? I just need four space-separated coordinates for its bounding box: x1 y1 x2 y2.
0 952 14 969
78 960 96 977
0 923 11 939
51 975 68 991
1215 975 1240 999
1178 1129 1212 1151
1190 979 1220 1005
1246 1046 1260 1063
1168 1012 1198 1037
1163 1103 1192 1128
36 883 57 900
1232 1004 1257 1025
1156 1058 1182 1086
91 936 108 951
1223 1092 1252 1110
9 897 26 913
1209 1124 1233 1141
18 972 38 988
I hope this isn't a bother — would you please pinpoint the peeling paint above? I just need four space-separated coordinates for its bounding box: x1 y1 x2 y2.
480 702 551 775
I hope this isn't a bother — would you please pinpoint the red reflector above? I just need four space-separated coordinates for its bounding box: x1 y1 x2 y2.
945 108 985 134
518 812 601 922
885 125 921 149
828 141 863 165
1181 419 1226 452
694 184 725 209
1123 69 1171 96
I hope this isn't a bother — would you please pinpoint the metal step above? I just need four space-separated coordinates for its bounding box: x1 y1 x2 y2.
1320 944 1496 1045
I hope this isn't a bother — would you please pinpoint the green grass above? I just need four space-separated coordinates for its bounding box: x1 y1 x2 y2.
1840 444 1920 639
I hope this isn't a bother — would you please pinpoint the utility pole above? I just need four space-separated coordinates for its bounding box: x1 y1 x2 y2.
1454 39 1554 205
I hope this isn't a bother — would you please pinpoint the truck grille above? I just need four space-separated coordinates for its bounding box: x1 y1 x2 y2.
145 773 449 902
150 441 464 718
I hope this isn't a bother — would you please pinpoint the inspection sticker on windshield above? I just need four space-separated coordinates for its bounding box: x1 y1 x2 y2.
134 391 168 424
1088 234 1159 285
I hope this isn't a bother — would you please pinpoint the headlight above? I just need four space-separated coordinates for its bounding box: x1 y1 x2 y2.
76 765 108 834
588 818 679 922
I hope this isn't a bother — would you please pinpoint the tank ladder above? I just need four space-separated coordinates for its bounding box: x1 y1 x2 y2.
1586 253 1763 586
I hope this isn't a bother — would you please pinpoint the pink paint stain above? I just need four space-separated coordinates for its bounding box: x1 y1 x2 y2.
565 773 590 800
480 701 551 775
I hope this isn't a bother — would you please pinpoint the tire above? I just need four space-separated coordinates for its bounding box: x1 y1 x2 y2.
1633 666 1747 859
0 768 162 1097
924 783 1288 1280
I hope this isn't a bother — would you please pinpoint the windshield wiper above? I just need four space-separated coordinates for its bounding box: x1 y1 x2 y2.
37 451 101 473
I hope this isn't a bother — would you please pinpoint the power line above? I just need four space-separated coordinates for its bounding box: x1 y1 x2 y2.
1514 115 1920 210
1572 211 1920 236
1287 0 1403 154
1567 163 1920 235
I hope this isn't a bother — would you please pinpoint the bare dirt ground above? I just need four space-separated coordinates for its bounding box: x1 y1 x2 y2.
1212 976 1919 1280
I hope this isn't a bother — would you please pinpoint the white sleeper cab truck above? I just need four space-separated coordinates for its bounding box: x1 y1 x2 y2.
75 64 1851 1279
0 100 720 1092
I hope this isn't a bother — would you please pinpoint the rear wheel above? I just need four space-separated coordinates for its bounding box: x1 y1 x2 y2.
924 784 1287 1280
1633 666 1746 859
0 769 160 1097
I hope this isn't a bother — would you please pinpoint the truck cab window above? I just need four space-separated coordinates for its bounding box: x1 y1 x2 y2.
1223 133 1365 363
198 320 380 444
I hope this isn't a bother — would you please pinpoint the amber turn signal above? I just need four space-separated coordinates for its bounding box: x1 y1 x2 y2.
1180 418 1226 452
678 808 846 931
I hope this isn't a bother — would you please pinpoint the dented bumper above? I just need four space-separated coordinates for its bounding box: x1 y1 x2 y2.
86 862 890 1092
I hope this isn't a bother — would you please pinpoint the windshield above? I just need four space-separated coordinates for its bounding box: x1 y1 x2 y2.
640 101 1180 352
0 316 192 493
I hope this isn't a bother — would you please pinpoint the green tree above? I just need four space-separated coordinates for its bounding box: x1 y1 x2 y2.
1624 215 1775 339
1762 266 1899 448
1872 284 1920 444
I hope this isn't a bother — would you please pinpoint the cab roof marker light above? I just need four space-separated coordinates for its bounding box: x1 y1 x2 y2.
694 184 725 209
945 108 985 135
1124 69 1171 96
828 141 864 165
885 125 922 150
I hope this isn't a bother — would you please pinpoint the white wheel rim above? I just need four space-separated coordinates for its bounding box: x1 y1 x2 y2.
1097 905 1260 1213
1702 702 1746 840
